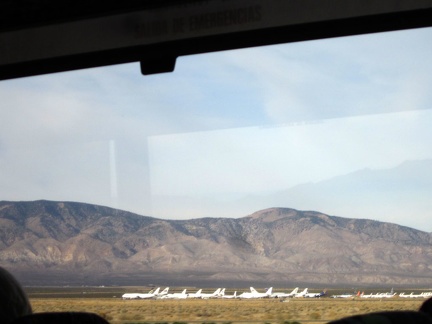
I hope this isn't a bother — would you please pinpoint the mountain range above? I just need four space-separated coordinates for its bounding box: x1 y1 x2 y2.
1 200 431 287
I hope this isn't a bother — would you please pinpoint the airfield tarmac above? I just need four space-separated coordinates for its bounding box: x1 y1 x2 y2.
26 287 427 324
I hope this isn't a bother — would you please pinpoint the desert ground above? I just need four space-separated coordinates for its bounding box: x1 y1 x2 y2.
27 287 428 324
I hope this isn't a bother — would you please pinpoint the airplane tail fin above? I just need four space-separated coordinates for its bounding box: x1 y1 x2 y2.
213 288 221 296
291 287 299 295
160 287 169 295
220 288 225 296
153 287 160 295
250 287 258 293
266 287 273 295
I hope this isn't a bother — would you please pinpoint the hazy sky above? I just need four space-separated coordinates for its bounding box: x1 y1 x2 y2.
1 27 432 231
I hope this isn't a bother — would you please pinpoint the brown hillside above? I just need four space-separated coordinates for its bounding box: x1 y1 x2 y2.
0 201 431 286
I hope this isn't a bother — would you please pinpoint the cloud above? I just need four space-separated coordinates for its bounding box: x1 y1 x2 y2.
217 28 432 122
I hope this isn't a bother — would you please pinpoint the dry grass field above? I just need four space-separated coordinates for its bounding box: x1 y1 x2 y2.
29 296 426 324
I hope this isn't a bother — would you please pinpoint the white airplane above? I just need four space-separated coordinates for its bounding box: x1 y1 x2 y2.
271 287 299 298
122 293 142 300
399 292 414 298
200 288 222 299
376 293 396 298
360 291 395 299
380 288 396 298
221 290 237 299
294 288 309 297
368 289 396 299
399 292 431 298
360 292 373 298
157 287 169 297
187 289 202 298
332 291 361 298
304 289 327 298
161 289 188 299
239 287 273 299
413 292 426 298
332 293 353 298
238 288 258 299
122 287 160 299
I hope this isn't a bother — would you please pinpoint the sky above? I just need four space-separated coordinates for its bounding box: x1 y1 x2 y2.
1 27 432 231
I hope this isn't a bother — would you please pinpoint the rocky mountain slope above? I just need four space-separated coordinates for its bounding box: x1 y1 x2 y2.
1 200 431 286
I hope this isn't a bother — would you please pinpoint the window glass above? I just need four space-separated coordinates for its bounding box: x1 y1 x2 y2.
1 27 432 231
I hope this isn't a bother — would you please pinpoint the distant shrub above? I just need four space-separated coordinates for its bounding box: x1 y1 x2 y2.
310 312 321 320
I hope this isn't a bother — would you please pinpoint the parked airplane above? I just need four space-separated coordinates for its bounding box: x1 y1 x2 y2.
122 287 160 299
304 289 327 298
293 288 309 297
331 293 353 298
225 292 237 299
251 287 272 298
360 290 395 299
187 289 202 298
157 287 169 297
271 287 299 298
360 292 373 298
122 293 141 300
399 292 432 298
378 288 396 298
200 288 222 299
221 289 237 299
161 289 188 299
399 292 414 298
372 292 396 298
239 287 273 299
368 288 396 299
332 291 361 298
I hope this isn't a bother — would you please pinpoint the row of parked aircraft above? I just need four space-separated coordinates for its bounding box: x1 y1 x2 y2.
122 287 327 300
399 292 432 298
122 287 432 300
331 289 432 299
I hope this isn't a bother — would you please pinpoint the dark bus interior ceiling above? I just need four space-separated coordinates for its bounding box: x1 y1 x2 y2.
1 0 432 80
